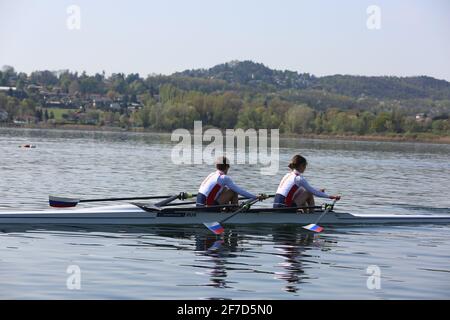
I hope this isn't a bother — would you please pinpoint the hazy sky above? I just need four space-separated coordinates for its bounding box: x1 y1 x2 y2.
1 0 449 80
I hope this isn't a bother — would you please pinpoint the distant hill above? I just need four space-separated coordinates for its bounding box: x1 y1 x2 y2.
314 75 450 100
175 60 315 90
2 61 449 137
174 60 450 100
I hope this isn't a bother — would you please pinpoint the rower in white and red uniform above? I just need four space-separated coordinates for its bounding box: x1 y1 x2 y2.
273 154 340 212
196 156 263 207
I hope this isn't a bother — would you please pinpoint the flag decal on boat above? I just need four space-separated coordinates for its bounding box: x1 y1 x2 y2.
203 222 225 235
303 224 324 233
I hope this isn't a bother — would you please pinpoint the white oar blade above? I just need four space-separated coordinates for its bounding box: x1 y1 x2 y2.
203 222 225 235
303 224 324 233
49 196 80 208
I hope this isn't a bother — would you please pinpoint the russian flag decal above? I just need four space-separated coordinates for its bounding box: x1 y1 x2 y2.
303 224 324 233
203 222 225 235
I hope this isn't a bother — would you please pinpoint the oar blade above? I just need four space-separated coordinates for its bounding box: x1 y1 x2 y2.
49 196 80 208
208 240 224 251
203 222 225 235
303 224 324 233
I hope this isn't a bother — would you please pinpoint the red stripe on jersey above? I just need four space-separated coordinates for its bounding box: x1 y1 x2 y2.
285 185 299 206
206 184 222 205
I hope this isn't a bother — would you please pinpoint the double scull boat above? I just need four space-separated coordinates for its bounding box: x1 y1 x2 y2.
0 203 449 226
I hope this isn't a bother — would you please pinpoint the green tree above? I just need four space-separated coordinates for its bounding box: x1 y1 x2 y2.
35 109 43 122
19 99 36 118
111 73 127 94
431 120 450 134
284 104 315 134
159 84 183 103
119 114 130 128
138 105 152 128
156 103 200 130
68 80 80 95
30 70 58 86
371 112 392 133
354 111 375 135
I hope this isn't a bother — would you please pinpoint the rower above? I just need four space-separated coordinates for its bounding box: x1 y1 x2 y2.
273 155 340 212
196 156 263 207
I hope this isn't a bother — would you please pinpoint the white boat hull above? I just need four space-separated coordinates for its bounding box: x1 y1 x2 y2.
0 204 449 226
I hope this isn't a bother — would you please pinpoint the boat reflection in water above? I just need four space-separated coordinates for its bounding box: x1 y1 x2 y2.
272 230 316 293
0 224 334 295
191 226 328 293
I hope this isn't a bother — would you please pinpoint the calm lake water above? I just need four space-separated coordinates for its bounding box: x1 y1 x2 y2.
0 127 449 299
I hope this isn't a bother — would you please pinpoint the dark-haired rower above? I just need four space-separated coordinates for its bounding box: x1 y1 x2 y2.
273 154 340 211
196 156 263 207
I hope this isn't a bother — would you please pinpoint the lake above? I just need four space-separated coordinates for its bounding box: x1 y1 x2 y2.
0 127 449 299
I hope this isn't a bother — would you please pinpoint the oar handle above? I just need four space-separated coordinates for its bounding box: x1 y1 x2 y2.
313 199 338 224
160 194 275 207
219 197 262 224
154 194 181 207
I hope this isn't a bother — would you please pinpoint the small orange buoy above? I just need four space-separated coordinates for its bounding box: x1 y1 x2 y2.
19 144 36 148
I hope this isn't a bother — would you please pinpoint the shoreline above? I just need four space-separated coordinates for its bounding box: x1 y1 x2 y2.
281 133 450 144
1 123 450 144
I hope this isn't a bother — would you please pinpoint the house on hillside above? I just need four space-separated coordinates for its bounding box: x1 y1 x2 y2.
46 100 65 108
91 95 113 108
26 84 43 92
415 113 428 122
0 86 17 92
109 102 122 110
129 102 143 110
0 86 17 97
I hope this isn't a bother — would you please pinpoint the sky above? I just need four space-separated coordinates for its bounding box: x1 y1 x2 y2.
1 0 450 80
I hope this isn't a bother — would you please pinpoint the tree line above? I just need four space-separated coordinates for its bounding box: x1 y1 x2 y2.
133 89 449 136
0 63 449 137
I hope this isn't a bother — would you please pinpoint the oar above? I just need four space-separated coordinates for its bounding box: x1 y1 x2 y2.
49 192 196 208
154 194 183 207
303 199 338 233
159 194 276 207
203 196 266 235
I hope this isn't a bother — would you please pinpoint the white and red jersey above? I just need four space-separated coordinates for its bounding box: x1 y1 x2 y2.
197 170 256 206
275 169 329 206
198 170 225 205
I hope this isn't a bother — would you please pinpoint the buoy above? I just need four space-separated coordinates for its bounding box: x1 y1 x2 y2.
19 144 36 148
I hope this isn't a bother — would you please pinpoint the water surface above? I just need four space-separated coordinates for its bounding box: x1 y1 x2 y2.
0 128 449 299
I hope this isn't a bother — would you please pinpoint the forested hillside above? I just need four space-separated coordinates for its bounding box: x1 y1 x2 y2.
0 61 449 137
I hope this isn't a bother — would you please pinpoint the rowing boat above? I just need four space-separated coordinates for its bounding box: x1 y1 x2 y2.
0 203 449 225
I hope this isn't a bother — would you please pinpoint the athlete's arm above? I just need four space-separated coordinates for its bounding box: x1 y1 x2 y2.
296 176 330 198
220 175 257 199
